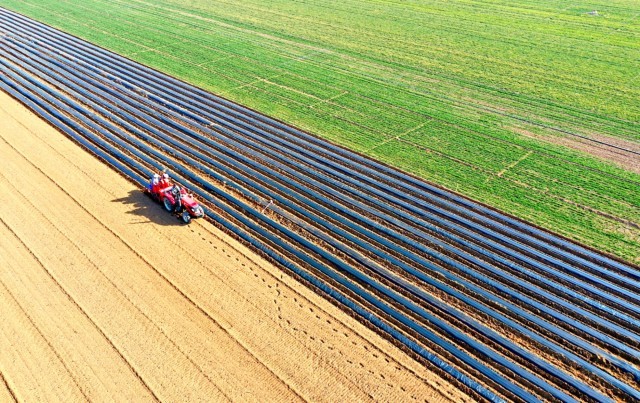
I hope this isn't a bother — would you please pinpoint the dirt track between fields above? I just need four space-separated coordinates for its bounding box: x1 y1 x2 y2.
0 90 468 401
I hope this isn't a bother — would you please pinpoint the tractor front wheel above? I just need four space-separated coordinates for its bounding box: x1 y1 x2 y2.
181 211 192 224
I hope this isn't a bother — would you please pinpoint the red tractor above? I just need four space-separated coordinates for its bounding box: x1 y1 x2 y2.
146 173 205 223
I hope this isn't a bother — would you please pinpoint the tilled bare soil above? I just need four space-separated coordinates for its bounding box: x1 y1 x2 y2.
0 91 466 402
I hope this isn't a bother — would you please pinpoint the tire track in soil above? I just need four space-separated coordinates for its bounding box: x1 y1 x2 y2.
0 371 17 403
0 277 86 402
182 221 464 402
0 217 158 401
0 279 90 402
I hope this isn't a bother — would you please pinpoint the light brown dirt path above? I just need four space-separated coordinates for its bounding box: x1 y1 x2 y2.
0 90 468 402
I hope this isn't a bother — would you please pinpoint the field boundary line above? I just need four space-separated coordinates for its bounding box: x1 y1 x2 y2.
246 75 330 101
196 55 229 67
308 90 349 108
367 122 427 152
233 73 285 90
126 39 185 57
497 151 533 177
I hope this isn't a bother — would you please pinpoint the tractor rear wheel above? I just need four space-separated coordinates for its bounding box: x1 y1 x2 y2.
163 198 173 212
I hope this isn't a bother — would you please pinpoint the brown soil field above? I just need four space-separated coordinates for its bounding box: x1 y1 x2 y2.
0 90 469 401
511 125 640 174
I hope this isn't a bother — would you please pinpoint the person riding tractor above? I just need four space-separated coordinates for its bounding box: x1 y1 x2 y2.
148 172 172 194
158 173 172 193
149 173 160 191
170 184 183 213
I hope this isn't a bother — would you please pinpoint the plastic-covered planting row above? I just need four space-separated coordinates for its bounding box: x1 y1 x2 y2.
0 9 635 283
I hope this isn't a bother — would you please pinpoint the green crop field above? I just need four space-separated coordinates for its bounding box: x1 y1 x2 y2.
1 0 639 261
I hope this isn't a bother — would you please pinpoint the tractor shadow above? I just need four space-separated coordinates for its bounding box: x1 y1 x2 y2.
112 189 184 226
